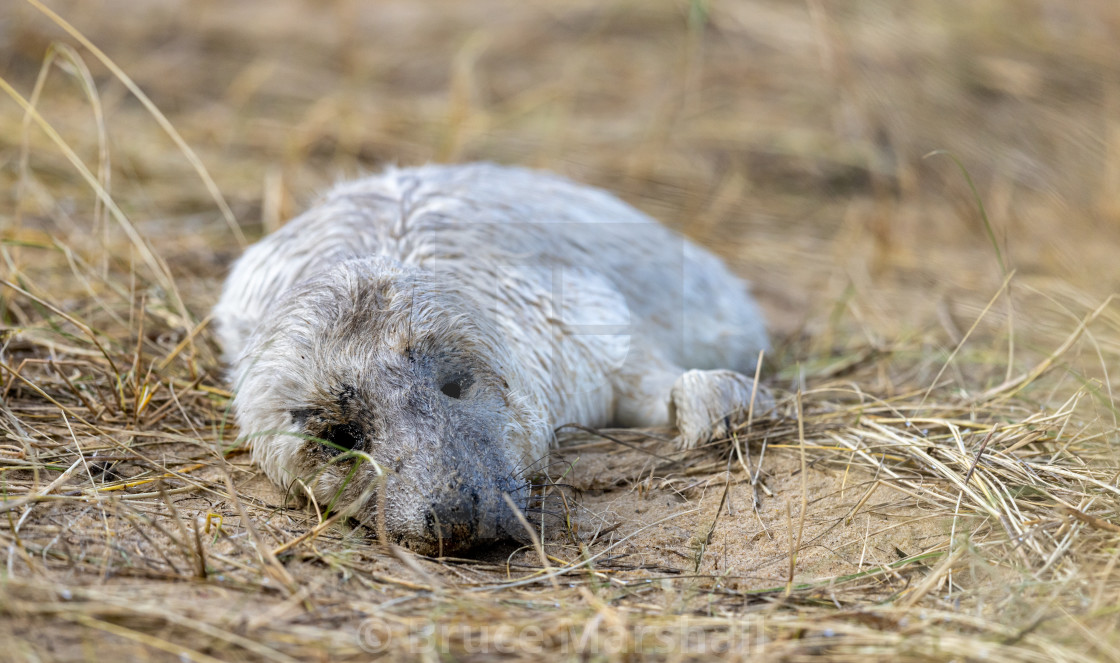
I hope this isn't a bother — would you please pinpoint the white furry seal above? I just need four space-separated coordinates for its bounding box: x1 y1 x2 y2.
214 163 769 554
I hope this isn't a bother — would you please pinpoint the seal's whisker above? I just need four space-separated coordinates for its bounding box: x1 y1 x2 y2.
522 508 565 519
527 481 576 491
511 452 559 479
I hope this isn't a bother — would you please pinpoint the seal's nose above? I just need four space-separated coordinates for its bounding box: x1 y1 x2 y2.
425 488 479 544
420 475 528 553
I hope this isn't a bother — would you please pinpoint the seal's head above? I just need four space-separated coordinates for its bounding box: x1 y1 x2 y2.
232 257 543 555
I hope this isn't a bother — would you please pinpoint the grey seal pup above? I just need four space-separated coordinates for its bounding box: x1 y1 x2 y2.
214 163 769 554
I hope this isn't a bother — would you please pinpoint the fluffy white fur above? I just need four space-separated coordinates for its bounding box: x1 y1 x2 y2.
214 163 769 553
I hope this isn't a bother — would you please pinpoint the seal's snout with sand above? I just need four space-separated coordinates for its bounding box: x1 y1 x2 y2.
215 163 769 555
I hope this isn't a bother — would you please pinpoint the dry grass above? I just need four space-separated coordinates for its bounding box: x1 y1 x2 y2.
2 0 1120 660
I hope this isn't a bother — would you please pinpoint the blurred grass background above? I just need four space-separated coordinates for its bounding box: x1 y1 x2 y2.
5 0 1118 335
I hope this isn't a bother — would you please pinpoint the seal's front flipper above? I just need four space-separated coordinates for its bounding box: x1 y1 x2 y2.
669 369 773 449
608 345 773 447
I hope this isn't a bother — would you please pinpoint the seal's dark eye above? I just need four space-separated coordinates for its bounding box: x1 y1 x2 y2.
440 381 462 399
320 422 363 452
